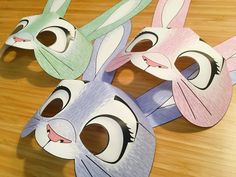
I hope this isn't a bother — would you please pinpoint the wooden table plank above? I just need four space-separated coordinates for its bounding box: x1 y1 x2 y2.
0 0 236 177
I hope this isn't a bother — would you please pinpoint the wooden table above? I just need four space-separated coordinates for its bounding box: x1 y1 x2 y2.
0 0 236 176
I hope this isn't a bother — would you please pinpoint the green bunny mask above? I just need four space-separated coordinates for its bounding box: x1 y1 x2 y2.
0 0 151 79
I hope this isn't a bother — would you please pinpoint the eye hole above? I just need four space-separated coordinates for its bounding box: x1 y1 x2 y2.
80 124 109 155
41 98 63 117
37 31 57 47
81 115 134 163
11 20 28 35
36 26 70 52
126 31 158 53
131 39 153 52
40 86 71 118
175 52 216 89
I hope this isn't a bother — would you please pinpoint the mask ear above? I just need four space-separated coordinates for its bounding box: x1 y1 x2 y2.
152 0 191 28
21 117 40 138
79 0 150 41
137 63 199 127
214 36 236 84
83 21 131 82
42 0 71 17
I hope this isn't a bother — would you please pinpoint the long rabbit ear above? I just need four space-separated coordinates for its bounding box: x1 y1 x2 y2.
215 36 236 84
42 0 71 17
152 0 191 28
21 117 40 138
79 0 150 41
83 21 131 82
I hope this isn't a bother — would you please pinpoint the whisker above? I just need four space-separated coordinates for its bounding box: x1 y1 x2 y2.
85 155 111 177
146 96 174 117
41 47 74 71
43 140 51 149
34 117 40 121
38 49 61 76
180 79 211 116
176 82 196 119
138 123 155 138
81 159 93 177
145 65 150 71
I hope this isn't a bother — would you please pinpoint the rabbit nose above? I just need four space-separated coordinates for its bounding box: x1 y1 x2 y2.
13 36 31 42
143 56 159 67
142 56 169 69
47 124 72 143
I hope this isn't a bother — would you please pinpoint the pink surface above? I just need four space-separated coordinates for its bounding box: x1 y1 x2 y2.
172 64 232 127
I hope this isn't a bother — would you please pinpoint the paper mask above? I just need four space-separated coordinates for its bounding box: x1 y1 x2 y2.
0 0 151 79
106 0 233 127
21 22 155 177
137 37 236 127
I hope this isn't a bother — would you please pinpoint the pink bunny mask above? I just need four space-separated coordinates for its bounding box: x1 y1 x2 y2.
106 0 233 127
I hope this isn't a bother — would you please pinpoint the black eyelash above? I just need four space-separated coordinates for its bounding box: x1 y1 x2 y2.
90 114 134 143
20 19 29 26
118 119 134 143
114 96 139 138
134 31 159 45
50 86 71 108
178 50 221 90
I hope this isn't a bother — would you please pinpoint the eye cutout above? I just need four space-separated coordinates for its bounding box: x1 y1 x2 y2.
175 51 219 90
126 31 158 53
80 115 134 163
11 20 29 35
175 55 199 74
36 26 70 52
37 31 57 47
40 86 71 118
80 124 109 155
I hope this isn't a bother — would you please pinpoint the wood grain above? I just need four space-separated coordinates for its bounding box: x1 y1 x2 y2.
0 0 236 177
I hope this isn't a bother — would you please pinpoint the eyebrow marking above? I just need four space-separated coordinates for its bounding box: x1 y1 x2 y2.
82 80 90 84
53 86 71 97
59 17 77 30
114 95 139 137
20 19 29 25
51 86 72 108
134 31 159 45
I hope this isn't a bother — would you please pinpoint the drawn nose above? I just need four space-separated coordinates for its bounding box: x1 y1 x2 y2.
13 36 30 42
142 56 159 67
47 124 72 143
142 56 168 69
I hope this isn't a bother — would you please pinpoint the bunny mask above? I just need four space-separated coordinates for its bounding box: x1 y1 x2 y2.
21 22 156 177
106 0 233 127
0 0 151 79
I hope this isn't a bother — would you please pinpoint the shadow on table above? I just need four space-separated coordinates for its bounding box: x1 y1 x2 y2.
16 134 71 177
113 63 209 134
0 47 59 87
158 117 209 133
